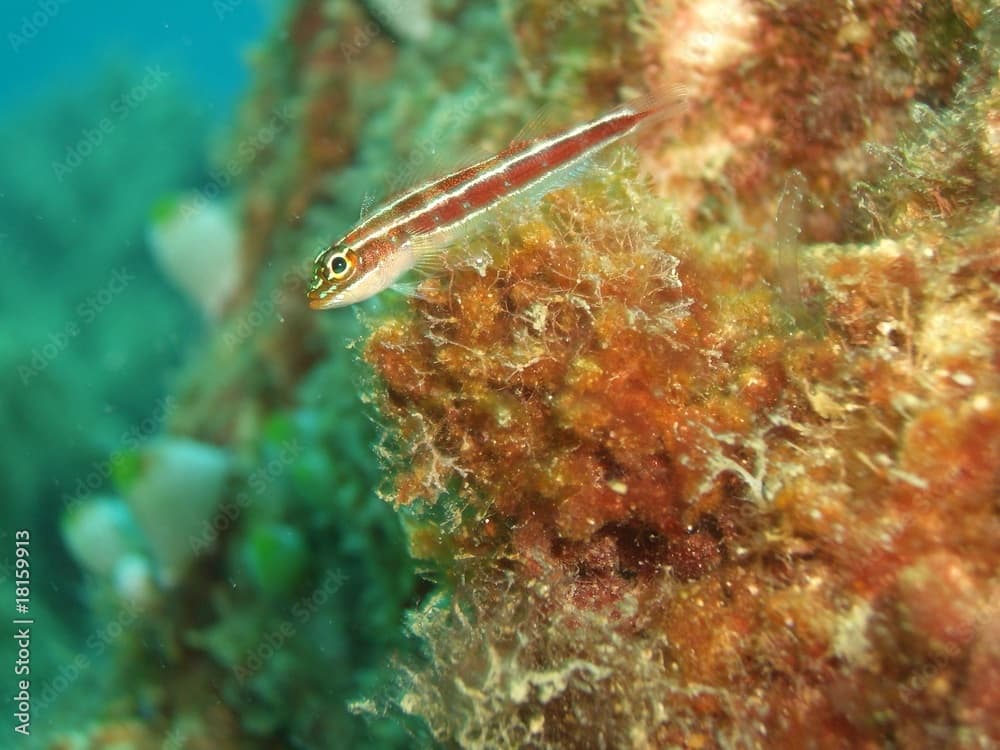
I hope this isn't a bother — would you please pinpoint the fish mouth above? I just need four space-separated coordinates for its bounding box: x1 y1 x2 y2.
307 276 334 310
307 287 348 310
307 290 334 310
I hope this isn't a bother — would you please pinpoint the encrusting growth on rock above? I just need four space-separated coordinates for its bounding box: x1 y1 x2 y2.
366 162 999 746
362 20 999 741
52 1 999 747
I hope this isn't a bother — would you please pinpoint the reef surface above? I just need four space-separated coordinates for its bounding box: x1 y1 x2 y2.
55 1 998 748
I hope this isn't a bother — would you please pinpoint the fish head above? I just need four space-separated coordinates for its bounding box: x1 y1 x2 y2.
307 243 365 309
308 238 415 310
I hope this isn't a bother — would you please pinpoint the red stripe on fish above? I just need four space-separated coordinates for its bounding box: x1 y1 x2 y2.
308 86 685 309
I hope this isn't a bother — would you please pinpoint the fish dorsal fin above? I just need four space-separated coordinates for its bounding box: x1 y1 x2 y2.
618 83 689 128
382 142 446 198
359 191 378 220
508 84 688 152
510 98 572 148
379 90 502 199
373 140 502 235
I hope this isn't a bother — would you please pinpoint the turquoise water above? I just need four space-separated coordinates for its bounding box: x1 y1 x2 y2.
2 1 997 748
0 2 365 746
3 0 272 116
1 1 425 743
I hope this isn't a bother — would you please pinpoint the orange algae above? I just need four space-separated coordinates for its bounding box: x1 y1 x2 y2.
92 0 997 746
364 144 998 744
633 0 979 236
327 0 995 745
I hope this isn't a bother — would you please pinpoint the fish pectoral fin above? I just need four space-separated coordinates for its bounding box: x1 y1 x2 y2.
405 230 463 274
412 247 452 275
390 279 434 301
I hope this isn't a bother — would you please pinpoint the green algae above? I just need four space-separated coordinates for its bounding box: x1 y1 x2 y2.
37 1 1000 748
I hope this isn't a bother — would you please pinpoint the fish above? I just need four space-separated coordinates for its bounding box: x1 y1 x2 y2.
307 85 687 310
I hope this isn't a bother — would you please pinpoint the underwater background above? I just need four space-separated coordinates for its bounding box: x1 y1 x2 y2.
1 1 998 748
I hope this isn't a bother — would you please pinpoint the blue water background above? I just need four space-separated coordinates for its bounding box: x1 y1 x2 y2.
0 0 277 739
3 0 274 119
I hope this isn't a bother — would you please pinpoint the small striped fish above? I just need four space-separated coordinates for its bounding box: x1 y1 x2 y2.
307 86 686 310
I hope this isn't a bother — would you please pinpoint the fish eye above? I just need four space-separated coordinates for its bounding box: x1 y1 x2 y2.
325 250 354 281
